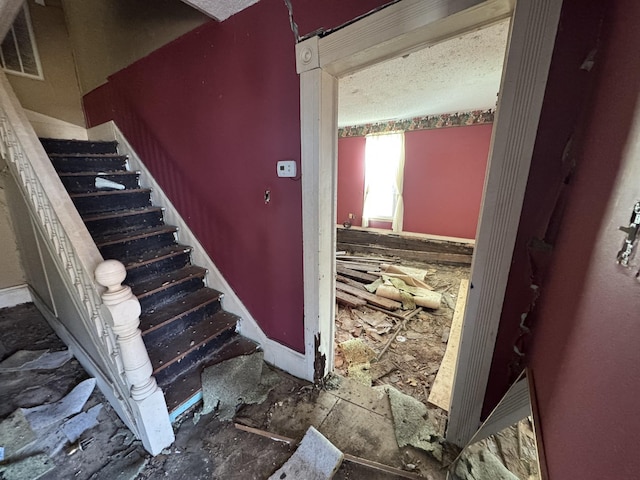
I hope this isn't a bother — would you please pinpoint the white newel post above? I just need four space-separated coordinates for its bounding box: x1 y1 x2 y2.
95 260 175 455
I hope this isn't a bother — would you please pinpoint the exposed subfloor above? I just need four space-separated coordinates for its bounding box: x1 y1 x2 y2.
0 303 451 479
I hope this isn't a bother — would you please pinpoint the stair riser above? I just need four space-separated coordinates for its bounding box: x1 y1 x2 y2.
61 173 140 193
51 157 128 173
41 139 118 155
72 191 151 215
99 231 177 260
139 276 205 313
142 298 222 341
153 326 237 387
126 251 192 286
85 210 165 237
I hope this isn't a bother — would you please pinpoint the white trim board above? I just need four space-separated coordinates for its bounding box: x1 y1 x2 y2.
24 109 88 141
297 0 561 446
87 122 309 380
0 284 32 309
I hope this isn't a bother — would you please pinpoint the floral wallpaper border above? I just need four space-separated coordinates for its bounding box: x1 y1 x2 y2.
338 109 495 138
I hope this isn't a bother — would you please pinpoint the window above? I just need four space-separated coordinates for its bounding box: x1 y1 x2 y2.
362 132 405 231
1 5 43 79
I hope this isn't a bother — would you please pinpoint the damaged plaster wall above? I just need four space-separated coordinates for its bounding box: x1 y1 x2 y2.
0 156 26 290
5 1 85 126
61 0 209 94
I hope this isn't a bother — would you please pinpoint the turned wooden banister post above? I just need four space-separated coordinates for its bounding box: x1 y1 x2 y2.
95 259 174 454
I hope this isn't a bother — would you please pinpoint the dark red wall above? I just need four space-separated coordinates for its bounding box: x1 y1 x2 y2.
83 0 393 352
337 136 366 227
482 0 607 415
336 125 492 239
527 1 640 477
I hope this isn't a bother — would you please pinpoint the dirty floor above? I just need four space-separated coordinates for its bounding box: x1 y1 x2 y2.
1 303 452 479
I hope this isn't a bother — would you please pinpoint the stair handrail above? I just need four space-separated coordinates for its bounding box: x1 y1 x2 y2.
0 73 133 425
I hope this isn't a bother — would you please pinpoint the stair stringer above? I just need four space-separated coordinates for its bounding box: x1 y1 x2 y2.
87 121 310 381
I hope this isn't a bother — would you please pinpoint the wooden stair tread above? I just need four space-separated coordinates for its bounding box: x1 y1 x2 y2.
148 310 239 374
95 224 177 247
123 244 192 270
58 170 138 177
70 188 150 198
140 288 223 334
47 153 125 158
83 206 163 223
159 336 259 414
131 265 206 299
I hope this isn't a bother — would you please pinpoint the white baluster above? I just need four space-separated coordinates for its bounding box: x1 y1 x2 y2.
95 260 174 454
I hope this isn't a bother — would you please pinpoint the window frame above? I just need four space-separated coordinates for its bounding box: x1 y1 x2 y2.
0 4 44 80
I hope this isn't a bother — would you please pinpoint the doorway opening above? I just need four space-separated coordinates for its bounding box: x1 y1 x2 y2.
332 19 509 418
298 0 563 448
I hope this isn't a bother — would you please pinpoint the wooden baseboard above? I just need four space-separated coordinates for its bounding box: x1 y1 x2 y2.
0 284 32 309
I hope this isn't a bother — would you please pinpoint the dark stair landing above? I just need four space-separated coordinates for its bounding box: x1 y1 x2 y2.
41 137 258 416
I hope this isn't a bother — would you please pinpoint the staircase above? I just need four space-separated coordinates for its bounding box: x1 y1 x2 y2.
40 137 258 418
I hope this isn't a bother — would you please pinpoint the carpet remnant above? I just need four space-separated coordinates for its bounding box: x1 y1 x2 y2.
387 386 443 461
454 445 519 480
201 351 279 420
268 426 344 480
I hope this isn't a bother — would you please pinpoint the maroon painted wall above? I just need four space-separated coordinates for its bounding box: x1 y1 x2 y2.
482 0 607 415
336 125 492 239
83 0 393 352
337 136 366 227
527 1 640 477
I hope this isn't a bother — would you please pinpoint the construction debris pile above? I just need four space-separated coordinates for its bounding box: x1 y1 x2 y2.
334 254 469 407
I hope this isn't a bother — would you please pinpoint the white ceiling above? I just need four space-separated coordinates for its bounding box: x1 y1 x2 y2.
180 0 259 21
338 19 510 127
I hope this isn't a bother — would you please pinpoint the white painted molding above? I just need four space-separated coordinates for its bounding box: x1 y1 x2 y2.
447 0 563 446
307 0 513 77
300 68 339 381
87 122 309 380
24 109 88 141
466 373 531 444
298 0 558 448
0 284 32 309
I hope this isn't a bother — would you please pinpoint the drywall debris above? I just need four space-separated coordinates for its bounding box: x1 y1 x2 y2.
95 177 125 190
454 445 519 480
0 349 72 372
387 386 443 462
268 426 344 480
23 378 96 431
201 351 279 421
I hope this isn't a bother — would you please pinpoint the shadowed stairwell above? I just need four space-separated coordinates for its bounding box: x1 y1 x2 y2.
40 137 258 418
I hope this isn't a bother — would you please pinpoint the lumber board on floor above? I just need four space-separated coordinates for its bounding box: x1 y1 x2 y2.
428 279 469 411
335 260 381 272
336 290 367 307
335 275 367 289
337 227 474 255
336 282 402 310
338 243 472 265
336 265 379 283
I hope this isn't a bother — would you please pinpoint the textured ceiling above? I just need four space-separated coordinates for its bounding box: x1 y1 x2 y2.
180 0 259 21
338 19 510 127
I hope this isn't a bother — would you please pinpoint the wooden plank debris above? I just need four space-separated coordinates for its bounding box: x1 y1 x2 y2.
428 279 469 411
336 290 367 308
335 275 367 290
336 265 378 283
336 282 402 311
338 243 472 265
234 423 425 480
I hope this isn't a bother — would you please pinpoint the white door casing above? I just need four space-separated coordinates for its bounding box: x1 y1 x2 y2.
297 0 562 446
